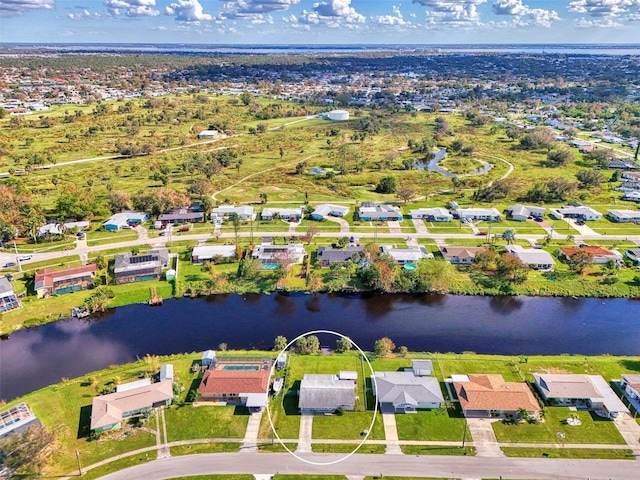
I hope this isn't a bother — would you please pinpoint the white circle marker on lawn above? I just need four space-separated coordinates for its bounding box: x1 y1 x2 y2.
266 329 378 466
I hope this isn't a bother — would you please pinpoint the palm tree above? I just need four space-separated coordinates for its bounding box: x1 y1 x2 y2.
501 229 516 245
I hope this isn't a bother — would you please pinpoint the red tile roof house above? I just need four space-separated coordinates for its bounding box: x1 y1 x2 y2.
197 370 270 410
452 374 541 419
559 246 623 265
34 264 97 298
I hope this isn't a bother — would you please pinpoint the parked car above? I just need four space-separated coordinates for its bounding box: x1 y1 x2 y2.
476 231 487 236
18 255 32 261
77 232 85 240
159 231 167 236
3 262 16 268
177 226 190 232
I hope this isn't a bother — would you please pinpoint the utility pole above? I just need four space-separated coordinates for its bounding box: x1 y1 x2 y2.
13 241 22 273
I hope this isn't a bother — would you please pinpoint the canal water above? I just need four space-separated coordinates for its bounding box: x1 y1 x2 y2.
1 293 639 401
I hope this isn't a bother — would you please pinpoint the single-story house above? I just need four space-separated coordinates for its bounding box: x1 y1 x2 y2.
373 371 444 413
158 208 204 224
197 369 270 409
454 208 502 222
452 374 540 419
103 211 149 230
310 204 350 221
298 374 357 415
506 205 546 222
38 220 90 237
251 243 306 267
0 277 20 313
409 208 453 222
380 245 433 265
210 205 256 222
35 264 97 298
116 378 151 393
438 246 485 264
620 374 640 403
559 246 622 264
534 374 629 420
609 159 640 170
198 129 218 139
607 209 640 223
316 246 363 267
550 205 602 221
622 191 640 202
624 249 640 265
358 203 403 222
91 380 174 432
0 403 40 439
261 207 304 222
114 249 169 284
505 245 555 271
191 245 237 264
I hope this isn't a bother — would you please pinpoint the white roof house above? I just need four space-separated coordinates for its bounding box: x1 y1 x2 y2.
103 211 149 230
506 205 546 221
409 208 453 221
534 374 630 419
298 374 356 414
160 364 174 382
607 210 640 223
456 208 502 222
380 245 433 265
505 245 555 271
38 220 90 236
210 205 256 221
550 206 602 221
622 191 640 202
251 243 306 266
191 245 237 263
261 207 305 221
311 204 350 220
198 129 218 139
358 203 403 221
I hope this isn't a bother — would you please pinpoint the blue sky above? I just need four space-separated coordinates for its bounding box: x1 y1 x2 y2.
1 0 639 44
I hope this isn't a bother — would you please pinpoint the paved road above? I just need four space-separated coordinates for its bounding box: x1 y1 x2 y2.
97 451 640 480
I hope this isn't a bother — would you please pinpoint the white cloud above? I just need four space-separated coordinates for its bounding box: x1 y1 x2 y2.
413 0 486 27
0 0 54 16
165 0 212 22
105 0 159 17
68 9 105 20
299 0 365 26
568 0 640 18
492 0 559 27
373 5 411 26
574 16 624 27
220 0 299 16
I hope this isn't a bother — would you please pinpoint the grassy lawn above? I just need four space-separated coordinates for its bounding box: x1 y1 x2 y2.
273 476 348 480
395 408 469 442
257 442 298 452
312 411 385 440
80 451 157 480
260 394 301 440
492 407 626 444
500 447 635 460
311 443 386 453
169 442 242 455
165 405 250 441
400 445 476 456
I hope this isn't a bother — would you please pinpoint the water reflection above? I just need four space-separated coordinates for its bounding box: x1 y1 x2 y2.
1 293 639 401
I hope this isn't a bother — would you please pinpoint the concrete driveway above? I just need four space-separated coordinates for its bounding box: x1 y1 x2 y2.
466 418 504 457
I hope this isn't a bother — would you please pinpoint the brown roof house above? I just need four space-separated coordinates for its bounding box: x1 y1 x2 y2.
452 374 540 419
197 370 270 409
35 264 97 298
559 246 623 265
438 246 485 265
90 380 173 432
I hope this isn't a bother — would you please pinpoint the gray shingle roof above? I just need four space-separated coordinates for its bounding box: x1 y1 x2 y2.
299 374 356 411
374 372 444 407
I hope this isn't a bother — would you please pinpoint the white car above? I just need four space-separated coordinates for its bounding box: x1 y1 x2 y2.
18 255 32 262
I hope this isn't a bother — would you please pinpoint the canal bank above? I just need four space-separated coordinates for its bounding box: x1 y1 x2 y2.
1 292 639 401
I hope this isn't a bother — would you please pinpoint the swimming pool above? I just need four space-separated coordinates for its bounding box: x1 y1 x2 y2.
222 365 259 371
